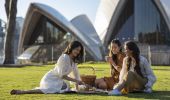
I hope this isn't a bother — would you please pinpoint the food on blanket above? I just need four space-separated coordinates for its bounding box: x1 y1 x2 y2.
78 85 96 91
88 87 96 91
78 85 86 91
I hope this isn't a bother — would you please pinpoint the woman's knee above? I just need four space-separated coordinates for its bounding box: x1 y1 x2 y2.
95 78 103 85
95 79 107 89
123 71 136 86
126 71 135 79
98 82 107 89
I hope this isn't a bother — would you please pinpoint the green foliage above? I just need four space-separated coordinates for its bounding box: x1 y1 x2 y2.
0 63 170 100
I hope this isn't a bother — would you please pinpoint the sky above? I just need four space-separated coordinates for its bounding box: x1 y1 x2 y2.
160 0 170 19
0 0 100 24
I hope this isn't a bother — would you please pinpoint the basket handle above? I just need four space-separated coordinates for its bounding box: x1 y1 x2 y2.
78 66 95 75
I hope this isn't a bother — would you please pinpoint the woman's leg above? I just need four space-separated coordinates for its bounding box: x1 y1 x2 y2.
98 81 107 90
95 78 102 87
10 89 43 95
115 71 146 92
115 71 136 91
109 71 146 95
95 78 107 90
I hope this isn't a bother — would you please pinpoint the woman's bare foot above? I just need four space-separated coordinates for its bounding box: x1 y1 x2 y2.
10 89 23 95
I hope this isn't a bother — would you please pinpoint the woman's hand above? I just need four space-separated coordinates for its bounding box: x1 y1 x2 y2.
105 56 113 63
106 56 115 65
105 56 121 71
76 80 84 85
62 75 84 85
105 56 110 62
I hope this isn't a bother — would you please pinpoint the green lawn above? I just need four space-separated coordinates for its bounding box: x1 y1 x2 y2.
0 63 170 100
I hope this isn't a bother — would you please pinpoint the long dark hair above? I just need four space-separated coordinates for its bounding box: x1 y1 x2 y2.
64 41 84 63
109 39 122 65
125 41 143 77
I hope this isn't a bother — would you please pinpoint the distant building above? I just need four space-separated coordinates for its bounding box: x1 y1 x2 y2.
95 0 170 65
14 17 24 60
0 19 6 63
0 19 5 49
17 3 103 63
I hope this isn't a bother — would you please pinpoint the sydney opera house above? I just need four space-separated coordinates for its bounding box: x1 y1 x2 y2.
95 0 170 65
17 0 170 65
17 3 103 63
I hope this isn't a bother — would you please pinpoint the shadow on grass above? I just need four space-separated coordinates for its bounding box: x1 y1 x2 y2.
125 90 170 100
153 68 170 71
60 90 170 99
60 91 108 96
0 64 46 68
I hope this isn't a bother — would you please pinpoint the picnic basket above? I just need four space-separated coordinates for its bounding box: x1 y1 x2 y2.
78 66 96 86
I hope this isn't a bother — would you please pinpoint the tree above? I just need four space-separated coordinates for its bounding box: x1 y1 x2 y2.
3 0 18 64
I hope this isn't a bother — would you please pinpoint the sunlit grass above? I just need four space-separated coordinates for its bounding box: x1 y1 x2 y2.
0 63 170 100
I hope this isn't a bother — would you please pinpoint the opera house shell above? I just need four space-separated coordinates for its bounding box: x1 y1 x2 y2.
95 0 170 65
18 3 103 63
18 0 170 65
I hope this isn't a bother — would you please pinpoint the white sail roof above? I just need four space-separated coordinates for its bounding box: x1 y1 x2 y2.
18 3 103 60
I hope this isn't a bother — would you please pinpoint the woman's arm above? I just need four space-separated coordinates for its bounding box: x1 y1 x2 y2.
62 75 83 85
143 57 156 88
119 57 128 83
108 57 121 72
111 63 121 72
73 64 82 90
57 54 83 85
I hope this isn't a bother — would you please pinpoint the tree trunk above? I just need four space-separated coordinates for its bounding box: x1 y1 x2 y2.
3 0 18 64
5 0 10 18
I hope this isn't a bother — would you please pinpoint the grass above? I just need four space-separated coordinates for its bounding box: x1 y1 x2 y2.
0 63 170 100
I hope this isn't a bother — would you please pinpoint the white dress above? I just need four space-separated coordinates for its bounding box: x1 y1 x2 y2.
36 54 81 94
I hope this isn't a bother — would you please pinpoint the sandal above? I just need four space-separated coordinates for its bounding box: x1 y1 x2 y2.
10 89 22 95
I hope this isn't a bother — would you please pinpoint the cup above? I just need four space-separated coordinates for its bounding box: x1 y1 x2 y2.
105 56 111 62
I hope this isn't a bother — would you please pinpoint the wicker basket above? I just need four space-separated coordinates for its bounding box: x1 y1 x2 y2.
79 66 96 86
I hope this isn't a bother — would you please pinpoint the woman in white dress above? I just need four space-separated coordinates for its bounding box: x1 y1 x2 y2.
10 41 85 94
